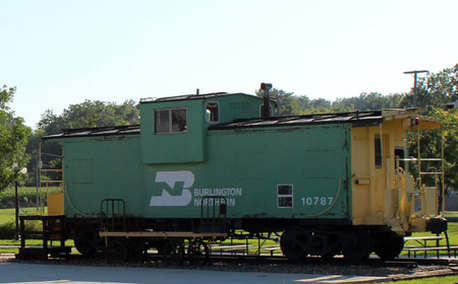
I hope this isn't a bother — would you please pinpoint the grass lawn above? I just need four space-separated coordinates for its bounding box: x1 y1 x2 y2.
445 211 458 217
381 275 458 283
0 207 44 225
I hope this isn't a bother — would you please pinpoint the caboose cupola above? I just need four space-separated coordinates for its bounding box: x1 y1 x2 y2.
139 92 267 164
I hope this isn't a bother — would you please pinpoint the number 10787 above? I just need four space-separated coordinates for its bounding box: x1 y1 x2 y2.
301 197 333 206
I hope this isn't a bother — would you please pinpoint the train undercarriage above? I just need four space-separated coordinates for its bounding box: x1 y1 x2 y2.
65 216 411 263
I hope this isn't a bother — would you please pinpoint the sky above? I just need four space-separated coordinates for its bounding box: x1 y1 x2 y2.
1 0 457 128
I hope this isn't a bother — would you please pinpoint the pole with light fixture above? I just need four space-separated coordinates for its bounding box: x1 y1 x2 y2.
403 70 429 107
15 167 27 239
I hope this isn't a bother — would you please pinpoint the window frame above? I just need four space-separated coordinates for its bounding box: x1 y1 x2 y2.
277 184 294 208
374 135 382 168
154 107 188 134
394 146 405 170
205 101 220 124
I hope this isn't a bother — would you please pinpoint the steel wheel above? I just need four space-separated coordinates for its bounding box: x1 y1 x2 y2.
127 239 147 262
163 240 185 265
187 239 209 264
374 233 404 260
342 230 371 262
106 239 128 262
74 226 103 256
280 228 308 261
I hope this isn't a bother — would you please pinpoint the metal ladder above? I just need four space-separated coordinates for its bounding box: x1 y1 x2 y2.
37 143 63 213
403 127 445 215
200 196 227 232
100 199 127 232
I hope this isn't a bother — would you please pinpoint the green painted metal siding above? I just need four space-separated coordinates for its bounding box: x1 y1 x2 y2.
62 135 145 217
143 124 351 219
60 123 351 220
140 99 205 164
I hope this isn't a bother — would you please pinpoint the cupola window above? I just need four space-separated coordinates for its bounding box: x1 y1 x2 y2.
155 108 187 134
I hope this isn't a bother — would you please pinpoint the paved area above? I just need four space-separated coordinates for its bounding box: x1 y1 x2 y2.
0 262 388 284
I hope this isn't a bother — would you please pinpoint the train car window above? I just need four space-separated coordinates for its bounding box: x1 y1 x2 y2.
155 110 169 133
277 184 293 208
206 102 219 123
171 109 187 132
374 135 382 168
155 108 187 134
394 147 405 170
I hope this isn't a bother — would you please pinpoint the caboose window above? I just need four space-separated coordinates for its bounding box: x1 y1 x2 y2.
206 102 219 123
374 135 382 168
394 147 405 170
277 184 293 208
155 108 187 134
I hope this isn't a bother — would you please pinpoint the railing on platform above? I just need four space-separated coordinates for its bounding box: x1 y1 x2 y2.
16 215 70 260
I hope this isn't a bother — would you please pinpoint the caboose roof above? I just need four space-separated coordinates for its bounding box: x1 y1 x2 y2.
42 124 140 140
209 108 441 130
42 108 437 140
209 110 384 130
42 110 383 140
139 92 261 104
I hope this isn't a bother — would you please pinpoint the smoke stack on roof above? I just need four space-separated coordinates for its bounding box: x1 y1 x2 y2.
260 83 273 118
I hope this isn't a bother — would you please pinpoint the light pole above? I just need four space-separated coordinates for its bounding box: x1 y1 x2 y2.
15 167 27 239
403 70 429 107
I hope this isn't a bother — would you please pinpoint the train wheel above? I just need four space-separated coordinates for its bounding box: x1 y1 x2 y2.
163 240 185 265
321 248 339 260
127 239 147 262
280 228 308 261
74 226 103 256
342 230 371 262
374 233 404 260
107 239 128 262
187 239 209 264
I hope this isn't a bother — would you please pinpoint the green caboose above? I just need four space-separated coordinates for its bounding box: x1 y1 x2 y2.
43 91 446 261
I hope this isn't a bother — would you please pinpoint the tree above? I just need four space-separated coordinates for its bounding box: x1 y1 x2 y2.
404 64 458 193
401 64 458 110
333 92 403 111
0 85 31 191
38 99 140 134
431 108 458 192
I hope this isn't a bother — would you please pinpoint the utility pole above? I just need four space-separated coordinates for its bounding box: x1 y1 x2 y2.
403 70 429 107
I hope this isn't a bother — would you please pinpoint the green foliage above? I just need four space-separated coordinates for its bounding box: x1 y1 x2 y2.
0 186 59 209
333 92 404 111
405 65 458 193
401 64 458 110
38 99 140 133
381 275 458 284
431 109 458 192
0 221 16 239
0 85 31 191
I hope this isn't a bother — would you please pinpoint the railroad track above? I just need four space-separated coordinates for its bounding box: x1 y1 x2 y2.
4 247 453 268
3 249 456 283
2 243 455 265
